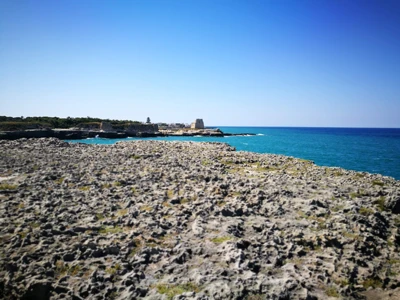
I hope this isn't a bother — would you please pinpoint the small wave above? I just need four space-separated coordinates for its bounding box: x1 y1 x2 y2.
257 133 264 136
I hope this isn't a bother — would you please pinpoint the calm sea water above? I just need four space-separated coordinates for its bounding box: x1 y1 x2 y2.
66 127 400 180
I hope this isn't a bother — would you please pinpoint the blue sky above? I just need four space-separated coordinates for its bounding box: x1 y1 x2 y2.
1 0 399 127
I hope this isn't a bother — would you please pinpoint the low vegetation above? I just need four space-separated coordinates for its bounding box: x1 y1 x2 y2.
211 236 233 244
0 116 143 131
154 282 200 300
0 183 17 190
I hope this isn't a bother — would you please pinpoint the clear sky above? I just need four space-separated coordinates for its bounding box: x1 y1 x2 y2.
1 0 399 127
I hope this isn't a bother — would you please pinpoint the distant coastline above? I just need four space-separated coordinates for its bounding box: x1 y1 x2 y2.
0 116 255 140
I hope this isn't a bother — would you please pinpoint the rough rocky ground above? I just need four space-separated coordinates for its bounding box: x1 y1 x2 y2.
1 138 400 300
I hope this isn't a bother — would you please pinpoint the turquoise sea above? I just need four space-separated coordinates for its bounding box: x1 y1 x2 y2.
66 127 400 180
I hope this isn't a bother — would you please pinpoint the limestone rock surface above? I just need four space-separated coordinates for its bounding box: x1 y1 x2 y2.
1 138 400 299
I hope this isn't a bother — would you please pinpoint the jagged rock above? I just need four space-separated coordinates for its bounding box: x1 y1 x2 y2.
386 195 400 214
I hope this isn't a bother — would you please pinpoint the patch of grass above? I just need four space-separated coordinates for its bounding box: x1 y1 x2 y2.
167 190 174 199
116 209 128 217
372 180 384 187
129 239 143 256
217 200 226 207
264 166 280 172
332 205 345 212
299 158 312 163
162 201 171 208
231 191 241 197
96 213 105 220
18 231 28 239
288 257 304 266
245 294 265 300
297 210 308 219
180 198 189 204
102 183 111 189
129 246 141 257
325 286 339 297
375 196 386 211
387 259 400 265
131 187 137 193
55 261 82 277
55 260 69 277
201 160 211 166
0 183 17 190
221 160 236 166
54 177 64 184
155 282 200 300
69 265 81 276
350 192 358 199
146 242 158 248
343 231 362 241
334 171 343 176
113 181 122 187
98 226 124 235
105 263 121 275
227 167 244 174
313 244 323 253
140 205 153 212
211 236 233 244
338 279 349 287
79 186 90 191
17 202 25 209
362 277 383 289
131 155 141 159
29 222 40 229
350 189 367 199
299 213 327 230
359 207 374 216
251 162 269 172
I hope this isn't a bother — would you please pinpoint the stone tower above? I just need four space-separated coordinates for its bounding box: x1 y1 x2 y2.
190 119 205 129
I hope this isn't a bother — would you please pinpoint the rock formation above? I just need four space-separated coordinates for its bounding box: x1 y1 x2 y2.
1 138 400 299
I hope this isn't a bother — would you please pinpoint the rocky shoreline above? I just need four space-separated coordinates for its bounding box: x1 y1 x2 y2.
0 129 255 140
1 138 400 299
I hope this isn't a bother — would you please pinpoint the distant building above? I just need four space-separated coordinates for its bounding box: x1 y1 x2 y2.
191 119 205 129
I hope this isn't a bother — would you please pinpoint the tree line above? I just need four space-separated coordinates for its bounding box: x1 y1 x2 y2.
0 116 144 131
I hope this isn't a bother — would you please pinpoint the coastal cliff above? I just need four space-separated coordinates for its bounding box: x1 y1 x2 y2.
0 124 161 140
1 139 400 299
0 117 257 140
0 127 255 140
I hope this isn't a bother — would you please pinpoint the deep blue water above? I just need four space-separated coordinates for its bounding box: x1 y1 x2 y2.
66 127 400 180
